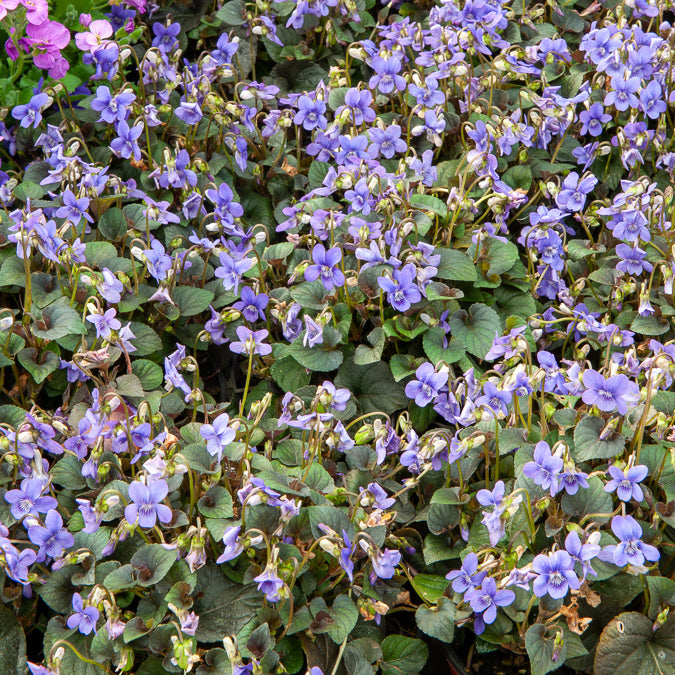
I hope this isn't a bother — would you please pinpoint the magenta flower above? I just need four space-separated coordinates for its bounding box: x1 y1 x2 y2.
25 21 71 78
75 19 113 52
0 0 20 22
22 0 48 24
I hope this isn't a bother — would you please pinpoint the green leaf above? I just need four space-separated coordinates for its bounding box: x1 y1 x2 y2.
128 322 162 357
262 243 294 261
98 207 127 239
354 327 385 365
198 486 234 519
18 348 60 384
525 624 567 675
435 249 477 282
85 241 118 269
380 635 429 675
630 314 671 336
0 602 26 675
423 534 456 565
410 193 448 221
51 455 87 489
335 359 407 414
270 356 311 392
410 574 450 604
286 341 344 372
132 359 163 390
131 545 177 587
307 505 353 540
32 305 86 341
38 567 78 613
193 564 262 642
502 165 533 192
0 405 28 426
172 287 215 316
423 327 466 365
310 595 358 644
115 373 145 398
594 612 675 675
290 280 329 310
13 181 44 201
215 0 246 24
573 415 625 462
646 577 675 620
447 303 502 360
561 476 613 524
415 597 455 643
390 354 419 382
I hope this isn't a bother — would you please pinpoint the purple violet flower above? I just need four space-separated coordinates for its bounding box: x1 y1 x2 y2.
604 464 648 502
304 244 345 292
404 362 448 407
4 478 57 520
446 552 487 594
532 550 580 599
600 515 660 567
523 441 563 496
581 370 639 415
27 509 74 561
67 592 99 635
464 577 515 635
200 413 236 462
124 479 172 529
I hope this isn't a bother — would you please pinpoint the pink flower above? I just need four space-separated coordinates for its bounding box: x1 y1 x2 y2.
75 19 112 52
0 0 21 22
122 0 146 12
21 0 48 25
25 21 70 78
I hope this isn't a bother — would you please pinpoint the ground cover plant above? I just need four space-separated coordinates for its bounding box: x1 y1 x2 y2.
2 0 675 673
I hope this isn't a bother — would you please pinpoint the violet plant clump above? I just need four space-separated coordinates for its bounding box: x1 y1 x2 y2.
1 0 675 674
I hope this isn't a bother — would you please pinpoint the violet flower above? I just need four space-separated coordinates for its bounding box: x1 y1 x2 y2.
600 515 659 567
304 244 345 292
67 592 99 635
405 362 448 407
4 478 57 519
230 326 272 356
378 264 421 312
532 550 579 599
216 525 244 564
233 286 268 322
446 552 487 594
27 509 74 561
581 370 639 415
464 577 515 635
253 560 284 602
523 441 563 496
124 479 173 529
200 413 236 462
604 464 648 502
